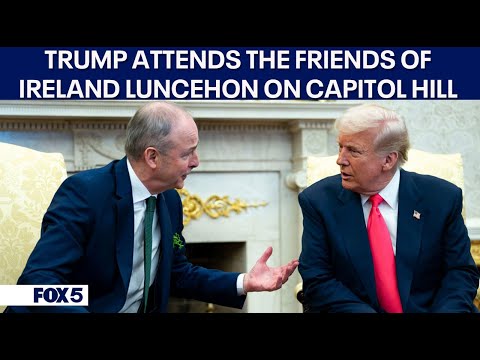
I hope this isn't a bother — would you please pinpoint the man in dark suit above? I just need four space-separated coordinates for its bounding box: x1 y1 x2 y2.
298 103 479 313
5 101 299 313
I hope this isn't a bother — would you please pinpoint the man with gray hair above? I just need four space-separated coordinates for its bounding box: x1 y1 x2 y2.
5 101 299 313
298 103 479 313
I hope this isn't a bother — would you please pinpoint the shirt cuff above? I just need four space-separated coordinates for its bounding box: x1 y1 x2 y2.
236 273 246 296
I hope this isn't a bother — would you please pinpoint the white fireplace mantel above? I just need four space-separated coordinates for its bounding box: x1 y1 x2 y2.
0 100 357 121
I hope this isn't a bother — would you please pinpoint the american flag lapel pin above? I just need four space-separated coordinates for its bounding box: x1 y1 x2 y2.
413 210 421 220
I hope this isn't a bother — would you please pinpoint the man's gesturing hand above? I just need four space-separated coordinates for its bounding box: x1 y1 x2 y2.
243 246 299 293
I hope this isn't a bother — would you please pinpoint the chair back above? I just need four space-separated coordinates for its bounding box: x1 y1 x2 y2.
306 149 465 218
0 142 67 312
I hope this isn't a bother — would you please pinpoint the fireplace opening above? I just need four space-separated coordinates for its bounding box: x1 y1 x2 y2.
167 242 247 313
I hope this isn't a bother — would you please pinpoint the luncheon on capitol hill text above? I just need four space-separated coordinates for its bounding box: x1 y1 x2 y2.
16 49 458 99
18 78 458 100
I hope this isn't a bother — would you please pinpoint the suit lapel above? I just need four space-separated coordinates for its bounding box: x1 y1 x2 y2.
113 157 135 293
335 189 378 306
112 161 176 312
157 192 173 266
396 169 424 307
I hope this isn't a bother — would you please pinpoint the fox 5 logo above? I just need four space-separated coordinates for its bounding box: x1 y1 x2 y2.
33 286 88 306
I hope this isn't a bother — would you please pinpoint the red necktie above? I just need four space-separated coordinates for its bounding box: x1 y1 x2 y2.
367 194 403 313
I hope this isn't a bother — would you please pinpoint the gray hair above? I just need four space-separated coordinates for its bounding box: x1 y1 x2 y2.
124 101 191 160
335 103 410 166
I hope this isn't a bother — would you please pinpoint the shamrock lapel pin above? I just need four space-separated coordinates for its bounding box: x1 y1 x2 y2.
173 233 184 250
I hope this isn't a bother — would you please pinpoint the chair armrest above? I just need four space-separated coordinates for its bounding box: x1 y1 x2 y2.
294 282 304 304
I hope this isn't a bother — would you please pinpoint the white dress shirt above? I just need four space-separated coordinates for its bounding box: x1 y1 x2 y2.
119 159 162 313
119 159 246 312
360 168 400 255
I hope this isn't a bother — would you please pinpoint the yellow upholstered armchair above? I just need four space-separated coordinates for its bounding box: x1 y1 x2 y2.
295 149 479 309
0 142 67 312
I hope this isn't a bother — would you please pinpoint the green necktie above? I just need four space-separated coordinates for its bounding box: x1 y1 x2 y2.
143 195 156 313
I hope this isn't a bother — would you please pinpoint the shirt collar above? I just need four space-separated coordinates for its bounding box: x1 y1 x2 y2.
360 167 400 209
127 158 155 204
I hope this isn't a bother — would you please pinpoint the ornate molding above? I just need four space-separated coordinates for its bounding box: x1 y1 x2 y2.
72 121 128 130
285 170 307 190
0 119 70 131
0 119 128 131
197 121 286 132
288 119 335 133
0 100 358 121
73 129 126 171
177 188 268 225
